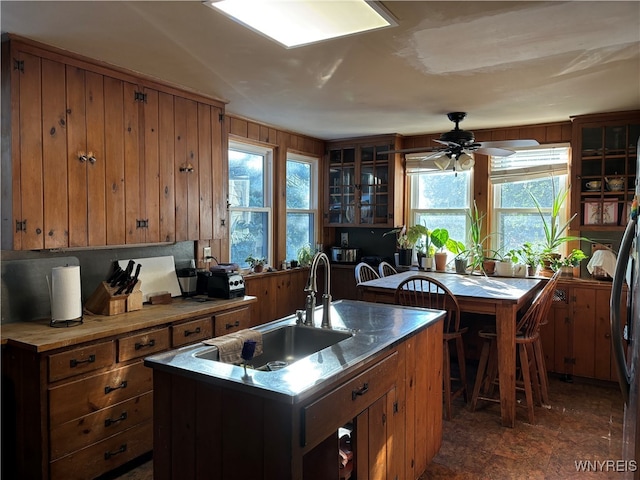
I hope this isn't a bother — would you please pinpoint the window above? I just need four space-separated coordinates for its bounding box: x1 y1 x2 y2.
228 141 272 267
490 145 570 255
286 153 319 262
408 168 472 257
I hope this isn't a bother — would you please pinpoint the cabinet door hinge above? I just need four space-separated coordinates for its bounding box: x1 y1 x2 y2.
218 112 225 122
13 59 24 73
382 413 386 425
393 401 398 414
134 91 147 103
15 219 26 232
136 219 149 229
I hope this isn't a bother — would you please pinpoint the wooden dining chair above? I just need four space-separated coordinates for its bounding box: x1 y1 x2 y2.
355 262 380 285
470 270 561 424
378 261 398 277
394 275 468 420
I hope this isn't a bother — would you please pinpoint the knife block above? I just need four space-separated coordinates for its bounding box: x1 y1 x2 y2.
85 281 143 316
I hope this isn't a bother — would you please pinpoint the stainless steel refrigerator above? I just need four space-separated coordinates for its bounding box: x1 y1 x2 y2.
611 138 639 478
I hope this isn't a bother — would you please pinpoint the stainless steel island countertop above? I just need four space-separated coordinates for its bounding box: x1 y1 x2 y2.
144 299 444 404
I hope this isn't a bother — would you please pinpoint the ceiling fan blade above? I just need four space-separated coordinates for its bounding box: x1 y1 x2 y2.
433 139 463 148
474 146 516 156
378 146 440 155
405 151 445 161
477 139 540 148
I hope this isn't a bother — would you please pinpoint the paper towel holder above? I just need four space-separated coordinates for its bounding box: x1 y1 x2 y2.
50 316 84 328
47 265 84 328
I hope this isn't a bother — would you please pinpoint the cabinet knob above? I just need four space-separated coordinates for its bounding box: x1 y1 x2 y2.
78 152 88 163
87 151 97 164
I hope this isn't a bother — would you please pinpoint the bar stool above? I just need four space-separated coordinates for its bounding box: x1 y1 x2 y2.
394 275 467 420
470 270 560 424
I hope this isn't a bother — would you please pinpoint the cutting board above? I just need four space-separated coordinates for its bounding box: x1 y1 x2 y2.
118 256 181 302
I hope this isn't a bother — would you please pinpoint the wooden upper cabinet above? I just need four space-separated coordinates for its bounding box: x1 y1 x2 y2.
1 37 227 250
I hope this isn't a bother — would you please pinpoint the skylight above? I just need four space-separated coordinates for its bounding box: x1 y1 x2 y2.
203 0 397 48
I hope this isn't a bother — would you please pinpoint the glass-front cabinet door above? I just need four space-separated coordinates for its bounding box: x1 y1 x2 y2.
325 136 401 227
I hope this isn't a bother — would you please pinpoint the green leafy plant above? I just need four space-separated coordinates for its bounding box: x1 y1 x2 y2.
529 182 582 255
245 255 266 269
517 242 542 268
297 244 313 267
384 223 430 250
552 249 588 269
430 228 450 252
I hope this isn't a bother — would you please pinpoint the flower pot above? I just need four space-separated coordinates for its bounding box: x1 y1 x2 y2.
421 256 433 271
434 252 448 272
397 248 413 266
527 265 538 277
559 266 574 278
482 260 496 275
253 264 264 273
454 258 468 274
540 253 561 278
513 263 526 277
495 261 513 277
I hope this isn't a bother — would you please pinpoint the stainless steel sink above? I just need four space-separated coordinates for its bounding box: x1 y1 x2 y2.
194 324 352 370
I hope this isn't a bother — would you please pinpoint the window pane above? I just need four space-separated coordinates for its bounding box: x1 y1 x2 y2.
230 211 269 267
414 172 470 209
497 212 548 253
286 160 311 209
286 213 314 260
229 150 265 208
497 176 563 209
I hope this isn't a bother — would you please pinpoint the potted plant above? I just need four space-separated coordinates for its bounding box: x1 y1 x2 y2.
384 223 430 266
449 240 469 274
431 228 450 271
464 201 497 275
245 255 266 273
552 248 588 277
297 244 313 267
518 242 542 276
529 181 585 276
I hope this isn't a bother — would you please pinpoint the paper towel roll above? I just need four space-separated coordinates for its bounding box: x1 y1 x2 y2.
50 266 82 321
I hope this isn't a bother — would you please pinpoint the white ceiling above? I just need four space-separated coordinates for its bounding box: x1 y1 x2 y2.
2 1 639 141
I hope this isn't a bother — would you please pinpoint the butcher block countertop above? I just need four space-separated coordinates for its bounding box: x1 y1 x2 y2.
0 296 256 352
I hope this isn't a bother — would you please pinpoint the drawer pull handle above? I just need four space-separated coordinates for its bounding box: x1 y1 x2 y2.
70 354 96 368
104 411 128 427
226 321 240 330
184 327 202 337
104 444 127 460
135 339 156 350
104 380 128 394
352 382 369 400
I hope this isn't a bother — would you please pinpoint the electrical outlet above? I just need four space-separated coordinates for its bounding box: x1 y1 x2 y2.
203 246 212 262
341 233 349 246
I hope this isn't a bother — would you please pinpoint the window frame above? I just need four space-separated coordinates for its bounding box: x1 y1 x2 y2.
488 144 572 256
285 152 320 261
228 140 274 267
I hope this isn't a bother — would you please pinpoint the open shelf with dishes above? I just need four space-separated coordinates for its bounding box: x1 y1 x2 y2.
571 112 639 231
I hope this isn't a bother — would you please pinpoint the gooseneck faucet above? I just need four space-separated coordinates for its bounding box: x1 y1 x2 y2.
304 252 332 328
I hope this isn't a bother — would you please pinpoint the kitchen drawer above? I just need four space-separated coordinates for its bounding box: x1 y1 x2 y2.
171 316 213 347
48 340 116 383
302 351 398 448
214 307 251 336
118 327 170 362
49 419 152 480
49 361 152 427
50 392 152 460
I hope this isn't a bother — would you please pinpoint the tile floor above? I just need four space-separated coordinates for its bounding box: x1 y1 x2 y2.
108 375 624 480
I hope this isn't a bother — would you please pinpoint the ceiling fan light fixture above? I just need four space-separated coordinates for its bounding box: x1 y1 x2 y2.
433 155 451 171
458 153 475 170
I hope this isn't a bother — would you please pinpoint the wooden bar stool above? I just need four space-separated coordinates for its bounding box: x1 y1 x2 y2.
394 275 467 420
470 271 560 424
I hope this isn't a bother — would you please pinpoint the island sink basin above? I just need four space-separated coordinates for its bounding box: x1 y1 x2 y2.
194 324 353 371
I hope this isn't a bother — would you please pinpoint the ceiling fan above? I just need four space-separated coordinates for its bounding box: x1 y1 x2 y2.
386 112 539 171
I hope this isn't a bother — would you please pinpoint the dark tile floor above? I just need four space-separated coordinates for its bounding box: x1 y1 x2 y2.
112 375 624 480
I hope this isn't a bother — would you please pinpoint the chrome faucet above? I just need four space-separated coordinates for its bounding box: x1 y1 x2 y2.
304 252 332 328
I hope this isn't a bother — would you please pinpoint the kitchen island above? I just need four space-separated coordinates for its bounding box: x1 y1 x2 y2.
145 299 445 480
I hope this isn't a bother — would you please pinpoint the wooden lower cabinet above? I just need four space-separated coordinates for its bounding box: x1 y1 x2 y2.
540 279 627 381
151 320 443 480
1 302 254 479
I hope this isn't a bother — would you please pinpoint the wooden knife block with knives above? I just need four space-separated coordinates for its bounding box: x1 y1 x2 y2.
85 261 144 316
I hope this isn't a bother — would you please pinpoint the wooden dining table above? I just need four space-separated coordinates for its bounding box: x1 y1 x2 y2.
357 270 545 428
